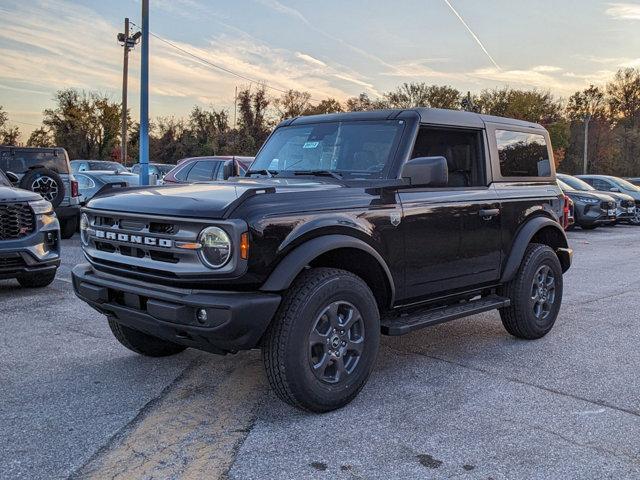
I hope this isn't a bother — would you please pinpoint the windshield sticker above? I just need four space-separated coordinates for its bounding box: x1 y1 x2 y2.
303 141 319 149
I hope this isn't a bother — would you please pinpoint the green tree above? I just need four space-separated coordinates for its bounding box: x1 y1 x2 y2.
384 83 461 109
274 90 312 120
41 89 121 160
0 106 21 145
303 98 343 116
27 127 53 147
475 88 562 124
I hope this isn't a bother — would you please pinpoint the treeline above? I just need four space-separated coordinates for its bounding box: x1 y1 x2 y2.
3 67 640 175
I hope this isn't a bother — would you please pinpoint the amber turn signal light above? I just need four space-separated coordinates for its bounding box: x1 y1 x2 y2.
240 232 249 260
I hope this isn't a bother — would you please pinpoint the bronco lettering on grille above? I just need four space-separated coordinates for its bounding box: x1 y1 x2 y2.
94 229 173 248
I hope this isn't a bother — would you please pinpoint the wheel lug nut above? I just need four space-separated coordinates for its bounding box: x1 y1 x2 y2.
342 341 346 346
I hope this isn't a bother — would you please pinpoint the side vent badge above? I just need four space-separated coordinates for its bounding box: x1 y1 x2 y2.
390 212 401 227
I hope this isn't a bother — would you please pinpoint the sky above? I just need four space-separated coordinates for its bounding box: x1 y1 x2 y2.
1 0 639 138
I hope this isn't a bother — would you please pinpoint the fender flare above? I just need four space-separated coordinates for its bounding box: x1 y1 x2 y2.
500 216 569 283
260 234 396 304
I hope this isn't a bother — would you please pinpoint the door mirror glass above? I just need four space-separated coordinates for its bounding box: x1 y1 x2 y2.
5 171 19 183
401 156 448 187
610 187 620 192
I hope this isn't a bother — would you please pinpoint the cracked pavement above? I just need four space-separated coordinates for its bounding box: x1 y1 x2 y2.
1 226 640 479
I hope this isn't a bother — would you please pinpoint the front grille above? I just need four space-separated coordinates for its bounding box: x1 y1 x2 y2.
621 199 634 208
0 203 35 240
0 254 26 272
601 201 614 210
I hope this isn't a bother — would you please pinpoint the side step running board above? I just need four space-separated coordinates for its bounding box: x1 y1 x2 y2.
381 294 510 336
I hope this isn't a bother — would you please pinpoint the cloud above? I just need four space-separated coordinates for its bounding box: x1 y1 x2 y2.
532 65 563 73
605 2 640 20
295 53 327 68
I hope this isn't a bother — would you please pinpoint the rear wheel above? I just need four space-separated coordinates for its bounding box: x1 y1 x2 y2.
499 243 563 340
108 318 186 357
631 208 640 225
262 268 380 412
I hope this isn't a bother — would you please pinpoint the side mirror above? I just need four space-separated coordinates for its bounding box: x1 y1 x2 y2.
400 156 448 187
222 160 234 179
5 171 19 183
610 187 620 193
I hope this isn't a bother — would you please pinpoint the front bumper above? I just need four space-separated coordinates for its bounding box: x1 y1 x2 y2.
577 204 616 226
0 213 60 279
72 264 281 354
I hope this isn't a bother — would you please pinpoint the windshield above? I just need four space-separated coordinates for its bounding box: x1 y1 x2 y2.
89 161 127 173
558 174 594 191
613 177 640 192
0 169 11 187
156 164 174 174
250 120 405 179
557 179 573 191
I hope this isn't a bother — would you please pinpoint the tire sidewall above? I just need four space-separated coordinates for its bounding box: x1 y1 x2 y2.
283 273 380 409
516 247 563 336
19 168 65 208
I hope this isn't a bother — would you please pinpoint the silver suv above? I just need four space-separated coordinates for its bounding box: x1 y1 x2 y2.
0 146 80 238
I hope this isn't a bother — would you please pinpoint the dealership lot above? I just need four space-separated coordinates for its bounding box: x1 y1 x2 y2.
2 227 640 480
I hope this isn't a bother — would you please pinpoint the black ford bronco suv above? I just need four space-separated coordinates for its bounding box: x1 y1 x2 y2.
72 108 572 412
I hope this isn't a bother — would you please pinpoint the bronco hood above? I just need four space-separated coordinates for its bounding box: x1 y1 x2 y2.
85 177 342 218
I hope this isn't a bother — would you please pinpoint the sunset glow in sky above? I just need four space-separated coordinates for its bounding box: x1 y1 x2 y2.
1 0 639 136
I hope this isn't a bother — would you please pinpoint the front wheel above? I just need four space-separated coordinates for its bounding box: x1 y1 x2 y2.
262 268 380 412
499 243 563 340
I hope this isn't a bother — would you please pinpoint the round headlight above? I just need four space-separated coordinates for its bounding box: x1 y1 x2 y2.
199 227 232 268
80 213 90 245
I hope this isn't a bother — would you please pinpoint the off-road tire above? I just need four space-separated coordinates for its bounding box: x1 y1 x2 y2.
262 268 380 413
499 243 563 340
17 270 57 288
19 167 65 208
108 318 186 357
60 215 77 239
581 224 598 230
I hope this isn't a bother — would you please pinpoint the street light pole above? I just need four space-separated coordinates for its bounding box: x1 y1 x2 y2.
139 0 149 185
582 114 591 175
120 18 130 167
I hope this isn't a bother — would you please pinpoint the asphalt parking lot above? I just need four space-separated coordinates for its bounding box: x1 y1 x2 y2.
2 226 640 480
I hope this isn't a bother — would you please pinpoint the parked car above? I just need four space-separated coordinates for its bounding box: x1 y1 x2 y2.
130 163 175 182
558 174 635 225
75 170 140 205
163 156 253 184
0 168 60 287
556 177 617 229
576 174 640 224
625 177 640 186
71 160 128 174
73 108 572 412
0 146 80 238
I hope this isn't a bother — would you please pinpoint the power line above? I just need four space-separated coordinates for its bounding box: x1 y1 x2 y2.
129 21 326 103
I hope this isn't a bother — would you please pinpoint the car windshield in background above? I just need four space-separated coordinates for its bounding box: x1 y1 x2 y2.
0 169 11 187
0 150 68 174
74 161 127 173
614 177 640 192
558 175 595 191
250 120 405 179
156 164 174 174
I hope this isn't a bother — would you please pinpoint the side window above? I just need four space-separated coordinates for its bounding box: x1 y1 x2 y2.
76 174 95 189
131 165 139 173
214 162 227 180
410 127 485 187
185 161 214 182
591 178 611 191
496 130 551 178
175 163 195 181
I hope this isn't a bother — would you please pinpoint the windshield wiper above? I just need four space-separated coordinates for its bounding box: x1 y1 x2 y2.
291 170 344 181
246 169 277 178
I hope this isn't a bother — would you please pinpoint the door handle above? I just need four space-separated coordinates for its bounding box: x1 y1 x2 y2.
479 208 500 219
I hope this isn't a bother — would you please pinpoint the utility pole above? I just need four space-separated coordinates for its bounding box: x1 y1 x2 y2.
233 85 238 129
117 18 141 167
139 0 150 185
582 114 591 175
